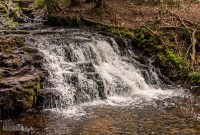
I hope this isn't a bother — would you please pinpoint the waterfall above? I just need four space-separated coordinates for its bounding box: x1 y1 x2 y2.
27 29 182 109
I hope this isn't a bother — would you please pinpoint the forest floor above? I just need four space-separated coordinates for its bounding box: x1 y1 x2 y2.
57 0 200 29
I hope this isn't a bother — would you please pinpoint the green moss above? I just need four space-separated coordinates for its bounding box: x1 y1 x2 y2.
25 79 41 108
32 0 46 9
0 1 9 14
129 29 189 71
189 72 200 84
159 48 188 70
6 17 19 28
135 29 159 51
123 31 135 38
0 0 25 28
155 45 164 50
26 95 34 108
76 16 84 26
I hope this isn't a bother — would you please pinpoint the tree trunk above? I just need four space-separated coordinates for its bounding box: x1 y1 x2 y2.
71 0 80 6
44 0 61 14
95 0 104 8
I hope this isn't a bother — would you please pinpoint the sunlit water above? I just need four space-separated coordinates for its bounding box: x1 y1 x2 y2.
1 28 200 135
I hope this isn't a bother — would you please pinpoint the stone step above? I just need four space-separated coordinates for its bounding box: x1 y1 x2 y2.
61 72 104 84
37 88 65 108
0 75 40 88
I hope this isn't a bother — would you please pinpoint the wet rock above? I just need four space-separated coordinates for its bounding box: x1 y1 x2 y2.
114 37 132 56
0 57 23 68
0 68 6 78
74 72 106 104
0 35 25 48
0 52 14 60
37 88 63 108
6 66 32 76
0 35 46 119
0 4 3 10
22 47 39 53
0 75 43 119
76 62 96 73
0 75 41 118
190 86 200 95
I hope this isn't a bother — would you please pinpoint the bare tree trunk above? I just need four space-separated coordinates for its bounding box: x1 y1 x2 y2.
191 25 199 71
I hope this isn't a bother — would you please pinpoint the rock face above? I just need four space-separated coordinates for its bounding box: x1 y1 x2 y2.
0 35 45 119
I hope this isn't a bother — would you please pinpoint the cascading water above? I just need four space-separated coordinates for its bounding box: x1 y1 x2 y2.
27 29 182 111
2 28 200 135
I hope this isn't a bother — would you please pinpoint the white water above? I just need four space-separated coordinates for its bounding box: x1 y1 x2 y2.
28 30 183 116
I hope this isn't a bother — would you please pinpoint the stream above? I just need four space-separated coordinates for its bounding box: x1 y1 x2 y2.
1 27 200 135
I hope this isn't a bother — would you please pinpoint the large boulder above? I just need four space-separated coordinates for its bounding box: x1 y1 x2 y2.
0 75 42 118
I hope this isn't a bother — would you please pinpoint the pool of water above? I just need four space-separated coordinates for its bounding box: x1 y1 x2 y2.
1 94 200 135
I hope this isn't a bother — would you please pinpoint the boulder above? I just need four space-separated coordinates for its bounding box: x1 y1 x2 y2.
0 75 41 118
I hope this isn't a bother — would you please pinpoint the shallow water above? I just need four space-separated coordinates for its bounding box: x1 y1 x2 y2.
1 94 200 135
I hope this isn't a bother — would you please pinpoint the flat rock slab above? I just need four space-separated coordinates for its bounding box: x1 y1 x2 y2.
0 74 39 84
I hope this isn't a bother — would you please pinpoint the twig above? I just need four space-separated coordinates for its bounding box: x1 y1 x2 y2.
168 10 190 33
168 10 200 70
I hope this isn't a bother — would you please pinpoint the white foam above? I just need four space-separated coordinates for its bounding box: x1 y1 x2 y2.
45 106 86 118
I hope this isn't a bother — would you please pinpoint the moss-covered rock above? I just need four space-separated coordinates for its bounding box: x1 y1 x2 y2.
0 75 41 110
